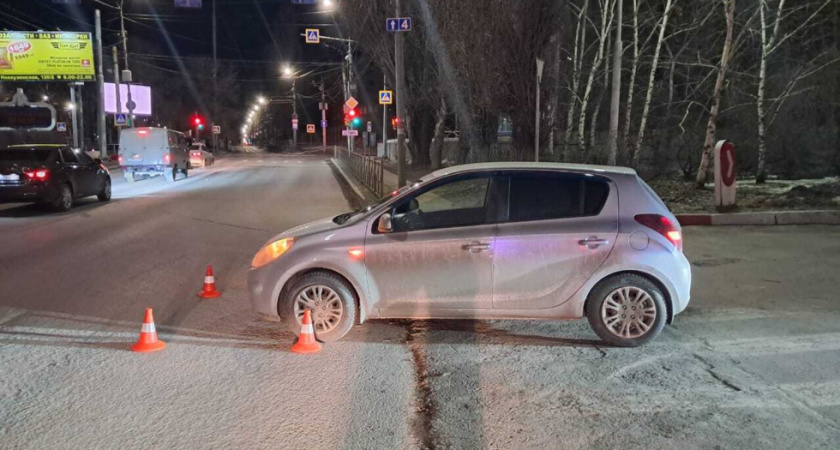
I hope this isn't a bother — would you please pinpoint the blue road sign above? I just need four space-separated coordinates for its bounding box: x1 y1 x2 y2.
386 17 411 32
320 120 328 128
56 122 67 132
174 0 202 8
305 29 320 44
379 90 393 105
115 113 127 126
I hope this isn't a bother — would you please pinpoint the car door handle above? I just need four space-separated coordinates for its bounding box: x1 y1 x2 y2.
462 241 491 252
578 237 609 247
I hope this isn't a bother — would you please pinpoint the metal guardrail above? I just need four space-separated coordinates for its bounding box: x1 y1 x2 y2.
335 146 385 197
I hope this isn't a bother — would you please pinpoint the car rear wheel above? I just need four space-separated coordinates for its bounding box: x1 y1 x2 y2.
97 178 111 201
52 184 73 212
586 273 667 347
165 166 177 182
280 272 356 342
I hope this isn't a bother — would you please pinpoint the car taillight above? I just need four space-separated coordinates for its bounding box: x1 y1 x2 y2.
118 155 124 164
24 169 50 181
634 214 682 251
164 153 171 163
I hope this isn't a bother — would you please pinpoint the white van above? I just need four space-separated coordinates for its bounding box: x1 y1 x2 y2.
119 127 189 183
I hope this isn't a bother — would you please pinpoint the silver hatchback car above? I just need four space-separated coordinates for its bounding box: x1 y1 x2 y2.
248 162 691 347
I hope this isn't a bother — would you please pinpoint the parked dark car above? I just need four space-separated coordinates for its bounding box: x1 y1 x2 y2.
0 144 111 211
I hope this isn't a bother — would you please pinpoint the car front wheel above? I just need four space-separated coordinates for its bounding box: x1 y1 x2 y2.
98 178 111 201
586 273 667 347
280 271 356 343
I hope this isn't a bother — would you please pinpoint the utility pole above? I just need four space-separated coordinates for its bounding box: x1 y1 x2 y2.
292 78 297 147
346 41 355 154
395 0 407 187
70 86 79 148
78 83 85 149
118 0 132 128
535 58 545 162
112 47 122 146
607 0 623 165
381 75 388 159
95 9 107 158
212 0 218 151
319 79 327 153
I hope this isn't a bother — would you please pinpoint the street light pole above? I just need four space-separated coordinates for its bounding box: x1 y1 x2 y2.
70 86 79 148
212 0 218 151
292 78 298 148
320 79 327 153
395 0 407 187
382 75 388 159
608 0 623 165
535 58 545 162
112 47 122 145
95 9 107 158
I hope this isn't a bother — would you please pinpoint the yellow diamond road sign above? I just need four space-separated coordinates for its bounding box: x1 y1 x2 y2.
379 90 393 105
345 96 358 110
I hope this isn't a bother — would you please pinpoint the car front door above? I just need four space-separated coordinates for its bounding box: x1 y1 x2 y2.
364 173 503 314
492 171 618 310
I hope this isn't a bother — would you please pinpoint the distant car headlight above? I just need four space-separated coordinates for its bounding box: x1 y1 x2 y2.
251 238 295 269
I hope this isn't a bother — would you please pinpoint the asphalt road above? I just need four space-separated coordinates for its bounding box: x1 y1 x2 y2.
1 150 839 449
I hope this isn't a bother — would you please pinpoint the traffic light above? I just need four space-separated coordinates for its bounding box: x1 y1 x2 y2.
391 117 400 130
345 108 362 129
192 115 204 128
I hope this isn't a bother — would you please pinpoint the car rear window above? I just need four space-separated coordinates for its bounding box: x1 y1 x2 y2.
0 148 54 162
508 172 610 222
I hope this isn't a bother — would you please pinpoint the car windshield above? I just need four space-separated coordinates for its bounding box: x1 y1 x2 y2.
0 148 54 162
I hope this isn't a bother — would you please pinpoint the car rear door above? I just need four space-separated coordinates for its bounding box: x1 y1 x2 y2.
364 172 504 313
59 147 93 196
491 171 618 310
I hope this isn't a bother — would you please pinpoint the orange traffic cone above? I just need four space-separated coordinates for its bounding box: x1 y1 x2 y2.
197 265 222 299
131 308 166 353
290 310 322 354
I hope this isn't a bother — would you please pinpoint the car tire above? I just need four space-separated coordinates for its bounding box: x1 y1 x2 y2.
97 178 111 201
279 271 357 343
52 183 73 212
182 165 188 178
124 172 135 183
165 166 177 182
586 273 667 347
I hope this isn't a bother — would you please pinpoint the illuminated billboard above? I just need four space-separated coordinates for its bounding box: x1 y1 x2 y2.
0 31 95 81
104 83 152 116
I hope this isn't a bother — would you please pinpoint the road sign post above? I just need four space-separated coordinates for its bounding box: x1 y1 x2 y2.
114 113 127 126
342 129 359 137
306 124 316 134
714 140 736 211
212 125 221 135
386 17 412 32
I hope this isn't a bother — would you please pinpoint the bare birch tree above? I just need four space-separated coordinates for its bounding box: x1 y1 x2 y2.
577 0 615 159
633 0 677 168
696 0 736 186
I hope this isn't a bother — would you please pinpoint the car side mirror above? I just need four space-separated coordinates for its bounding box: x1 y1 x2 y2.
377 213 393 233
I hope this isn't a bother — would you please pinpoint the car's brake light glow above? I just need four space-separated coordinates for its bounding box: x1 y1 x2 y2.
635 214 683 251
138 129 148 136
163 153 171 163
24 169 49 181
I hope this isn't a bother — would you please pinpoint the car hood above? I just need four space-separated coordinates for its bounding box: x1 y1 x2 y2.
269 216 345 242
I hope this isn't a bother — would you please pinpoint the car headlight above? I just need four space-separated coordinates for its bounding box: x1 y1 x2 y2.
251 238 295 269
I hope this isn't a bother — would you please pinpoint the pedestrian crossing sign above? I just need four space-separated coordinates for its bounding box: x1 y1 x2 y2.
379 90 393 105
305 29 320 44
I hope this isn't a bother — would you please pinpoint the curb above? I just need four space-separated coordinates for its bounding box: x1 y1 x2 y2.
676 210 840 226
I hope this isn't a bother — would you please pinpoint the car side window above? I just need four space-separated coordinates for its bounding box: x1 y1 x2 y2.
391 175 491 232
59 148 79 163
76 151 93 164
507 172 610 222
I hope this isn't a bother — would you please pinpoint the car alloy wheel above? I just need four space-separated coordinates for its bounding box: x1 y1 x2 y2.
293 285 344 334
600 286 657 339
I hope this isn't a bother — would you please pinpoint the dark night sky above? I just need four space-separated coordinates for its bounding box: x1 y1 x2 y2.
1 0 353 125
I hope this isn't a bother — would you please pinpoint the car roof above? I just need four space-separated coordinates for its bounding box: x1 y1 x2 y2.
427 162 637 179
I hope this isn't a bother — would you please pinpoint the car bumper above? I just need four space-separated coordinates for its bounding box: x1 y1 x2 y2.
190 158 205 167
0 184 53 203
248 262 289 318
